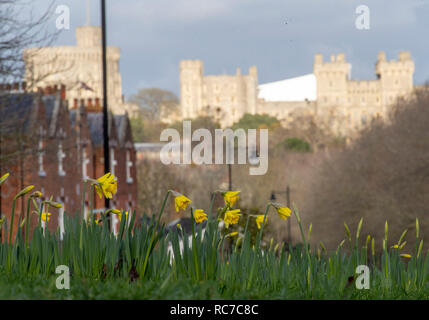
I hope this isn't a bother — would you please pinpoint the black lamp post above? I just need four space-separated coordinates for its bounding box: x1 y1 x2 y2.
101 0 110 210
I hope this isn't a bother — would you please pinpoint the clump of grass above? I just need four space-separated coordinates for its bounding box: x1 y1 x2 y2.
0 173 427 299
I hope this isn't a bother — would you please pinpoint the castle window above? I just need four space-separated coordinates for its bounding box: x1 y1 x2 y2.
376 97 380 103
361 114 367 126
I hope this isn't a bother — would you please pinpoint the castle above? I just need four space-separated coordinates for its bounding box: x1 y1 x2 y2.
23 25 138 116
178 52 415 136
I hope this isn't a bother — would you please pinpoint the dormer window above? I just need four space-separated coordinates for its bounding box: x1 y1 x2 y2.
126 150 133 184
58 143 66 176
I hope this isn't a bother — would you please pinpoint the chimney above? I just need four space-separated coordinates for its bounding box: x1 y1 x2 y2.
60 84 66 100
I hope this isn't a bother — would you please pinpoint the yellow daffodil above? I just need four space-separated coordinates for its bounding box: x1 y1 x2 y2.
224 209 241 228
391 244 399 249
256 215 266 229
95 219 102 225
41 212 51 223
118 211 129 222
174 194 192 212
194 209 208 224
0 173 9 185
14 185 35 200
276 206 292 220
94 173 118 199
400 254 412 259
223 191 240 207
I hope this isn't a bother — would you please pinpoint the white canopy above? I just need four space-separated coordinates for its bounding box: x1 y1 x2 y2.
258 73 317 102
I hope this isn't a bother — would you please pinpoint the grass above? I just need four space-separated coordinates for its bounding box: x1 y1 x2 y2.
1 179 429 300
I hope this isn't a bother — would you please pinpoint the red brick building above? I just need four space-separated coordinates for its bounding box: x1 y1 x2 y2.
0 86 137 239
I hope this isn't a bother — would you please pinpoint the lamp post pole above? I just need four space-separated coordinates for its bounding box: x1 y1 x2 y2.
101 0 110 211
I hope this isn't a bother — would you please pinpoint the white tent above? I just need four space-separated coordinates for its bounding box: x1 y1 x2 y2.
258 73 317 102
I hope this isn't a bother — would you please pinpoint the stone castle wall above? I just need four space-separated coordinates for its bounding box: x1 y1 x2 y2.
178 51 415 136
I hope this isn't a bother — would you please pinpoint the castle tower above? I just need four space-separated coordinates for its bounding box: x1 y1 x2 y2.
246 66 258 114
376 51 414 107
180 60 203 119
76 26 101 47
314 53 351 107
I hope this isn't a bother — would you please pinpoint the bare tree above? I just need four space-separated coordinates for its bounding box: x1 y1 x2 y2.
128 88 179 121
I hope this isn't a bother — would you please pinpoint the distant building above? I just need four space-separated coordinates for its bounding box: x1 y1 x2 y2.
176 52 415 136
0 85 137 239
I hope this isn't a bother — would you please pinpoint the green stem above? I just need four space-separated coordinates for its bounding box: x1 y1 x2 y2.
191 208 201 281
79 181 87 251
141 190 171 278
7 199 16 271
25 198 31 247
9 199 16 245
255 204 271 248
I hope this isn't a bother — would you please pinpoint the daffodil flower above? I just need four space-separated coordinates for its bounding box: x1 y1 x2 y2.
223 191 240 207
400 254 412 259
94 173 118 199
194 209 208 223
174 194 192 212
272 204 291 220
256 215 266 229
224 209 241 228
41 212 51 223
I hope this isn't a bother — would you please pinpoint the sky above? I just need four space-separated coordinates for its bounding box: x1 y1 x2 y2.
30 0 429 100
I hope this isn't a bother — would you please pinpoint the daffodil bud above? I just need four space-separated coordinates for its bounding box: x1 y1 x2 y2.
43 200 62 208
0 173 10 185
30 191 43 199
14 185 35 200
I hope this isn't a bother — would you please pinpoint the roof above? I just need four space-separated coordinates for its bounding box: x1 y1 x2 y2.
87 112 118 147
0 93 38 134
87 112 104 146
114 114 127 146
258 73 317 102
